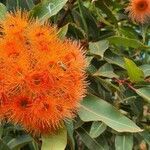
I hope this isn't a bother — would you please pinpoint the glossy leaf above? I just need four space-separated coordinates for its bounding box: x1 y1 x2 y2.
30 0 68 21
78 95 142 132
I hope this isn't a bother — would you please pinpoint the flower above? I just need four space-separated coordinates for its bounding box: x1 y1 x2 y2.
0 11 87 135
126 0 150 24
0 93 9 120
7 95 32 126
0 11 28 40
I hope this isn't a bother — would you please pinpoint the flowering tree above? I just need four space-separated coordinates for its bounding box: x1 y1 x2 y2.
0 0 149 150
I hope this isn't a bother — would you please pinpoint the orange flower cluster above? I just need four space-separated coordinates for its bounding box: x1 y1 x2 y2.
126 0 150 24
0 11 87 135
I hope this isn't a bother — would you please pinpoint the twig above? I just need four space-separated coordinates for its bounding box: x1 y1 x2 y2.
113 78 136 92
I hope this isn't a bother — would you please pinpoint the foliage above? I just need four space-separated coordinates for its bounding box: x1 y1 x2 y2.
0 0 149 150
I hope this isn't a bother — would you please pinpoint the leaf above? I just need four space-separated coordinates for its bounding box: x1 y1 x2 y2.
104 51 125 68
68 22 86 39
96 77 121 92
89 122 107 138
119 27 138 39
31 142 39 150
78 95 142 132
139 131 150 145
30 0 68 22
140 64 150 77
26 0 35 9
95 7 114 27
96 135 109 150
0 3 7 20
135 87 150 103
96 0 117 25
94 63 119 78
65 121 75 150
77 3 99 39
124 58 144 83
6 0 31 10
108 36 149 50
89 40 109 58
41 126 67 150
77 0 88 35
0 126 3 138
0 139 11 150
115 134 133 150
7 135 33 150
76 127 105 150
57 24 69 39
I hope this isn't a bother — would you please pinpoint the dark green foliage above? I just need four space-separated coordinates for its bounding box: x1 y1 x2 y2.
0 0 149 150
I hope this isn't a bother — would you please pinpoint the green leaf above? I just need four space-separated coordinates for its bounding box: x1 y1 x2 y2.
78 95 142 132
68 23 86 39
77 0 88 36
6 0 31 10
96 136 109 150
140 64 150 77
57 24 69 39
115 134 133 150
96 0 117 25
119 27 138 39
26 0 35 9
95 7 114 27
104 51 125 68
77 0 99 39
65 121 75 150
0 139 11 150
30 0 68 22
94 63 119 78
108 36 149 50
0 3 7 20
89 122 107 138
96 77 121 92
135 87 150 103
0 126 3 138
89 40 109 58
76 127 105 150
124 58 144 83
41 126 67 150
7 135 33 150
139 131 150 145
